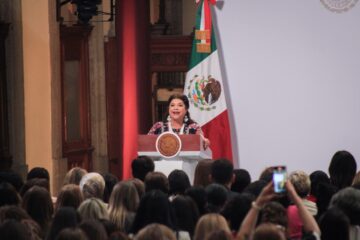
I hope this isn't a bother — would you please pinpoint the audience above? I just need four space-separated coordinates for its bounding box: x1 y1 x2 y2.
1 150 359 240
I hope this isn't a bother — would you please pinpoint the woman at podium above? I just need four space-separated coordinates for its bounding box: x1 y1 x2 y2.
148 94 210 149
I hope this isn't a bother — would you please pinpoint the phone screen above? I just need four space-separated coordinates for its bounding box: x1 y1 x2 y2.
273 166 287 193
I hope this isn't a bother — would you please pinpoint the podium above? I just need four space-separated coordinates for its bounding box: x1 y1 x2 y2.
137 134 212 184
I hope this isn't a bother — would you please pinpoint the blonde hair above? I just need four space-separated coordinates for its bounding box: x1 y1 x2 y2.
194 213 231 240
79 172 105 200
78 197 108 221
108 181 139 231
289 171 311 198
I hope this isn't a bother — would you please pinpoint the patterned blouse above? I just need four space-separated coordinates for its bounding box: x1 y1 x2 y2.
148 121 202 135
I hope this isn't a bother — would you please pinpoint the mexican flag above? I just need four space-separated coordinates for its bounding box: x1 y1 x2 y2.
184 0 233 161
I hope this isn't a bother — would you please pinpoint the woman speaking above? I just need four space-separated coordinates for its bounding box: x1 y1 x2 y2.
148 94 210 149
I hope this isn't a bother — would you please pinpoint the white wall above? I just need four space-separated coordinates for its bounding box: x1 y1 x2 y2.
215 0 360 178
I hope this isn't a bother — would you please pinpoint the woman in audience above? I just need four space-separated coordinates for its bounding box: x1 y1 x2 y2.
193 159 213 187
144 171 169 194
205 183 228 213
231 169 251 194
328 150 357 190
308 170 329 203
46 207 80 240
318 207 350 240
168 169 191 200
193 213 231 240
22 185 54 237
55 184 84 212
237 181 320 240
0 182 21 207
77 197 109 221
131 190 176 234
79 172 106 200
63 167 87 186
108 181 139 233
79 219 108 240
134 223 176 240
56 228 87 240
252 223 286 240
185 186 208 216
102 173 118 203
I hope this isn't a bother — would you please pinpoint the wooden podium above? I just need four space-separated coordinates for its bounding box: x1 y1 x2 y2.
138 134 212 184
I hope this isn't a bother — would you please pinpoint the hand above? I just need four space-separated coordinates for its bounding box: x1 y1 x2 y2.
256 181 277 207
285 180 299 203
203 137 211 149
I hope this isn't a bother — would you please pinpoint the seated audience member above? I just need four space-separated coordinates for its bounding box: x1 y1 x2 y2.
134 223 176 240
55 184 84 212
252 223 286 240
318 207 350 240
210 158 239 200
20 178 50 197
46 207 80 240
98 219 118 238
237 181 320 240
231 169 251 193
168 169 191 200
328 150 357 190
102 173 118 203
79 172 105 200
260 201 288 229
329 187 360 240
308 170 330 202
27 167 50 181
315 182 337 220
79 219 108 240
243 179 267 198
109 231 131 240
0 171 24 192
193 159 213 187
77 197 109 221
0 205 31 223
205 183 228 213
131 155 154 181
131 190 176 234
193 213 231 240
185 186 208 216
108 181 139 233
221 193 254 233
171 195 199 238
144 171 169 194
63 167 88 186
128 178 145 199
22 186 54 237
288 171 317 239
56 228 88 240
0 219 29 240
0 182 21 207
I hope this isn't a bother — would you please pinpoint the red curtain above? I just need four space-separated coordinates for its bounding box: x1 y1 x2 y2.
116 0 151 179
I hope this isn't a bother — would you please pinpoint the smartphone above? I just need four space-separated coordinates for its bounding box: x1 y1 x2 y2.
272 166 287 193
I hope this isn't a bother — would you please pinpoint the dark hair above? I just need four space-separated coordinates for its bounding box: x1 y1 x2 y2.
205 183 228 213
211 159 234 185
165 94 194 124
20 178 50 197
22 186 54 233
168 170 191 195
79 220 108 240
171 195 199 236
329 150 357 190
144 171 169 194
319 207 350 240
46 207 80 240
231 169 251 193
131 190 176 234
221 193 254 231
315 182 337 220
0 219 29 240
0 182 21 207
259 167 274 183
243 180 267 198
260 201 288 229
0 171 24 192
0 206 30 223
56 228 87 240
185 186 208 216
27 167 50 181
309 170 330 197
131 156 155 181
102 173 118 203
